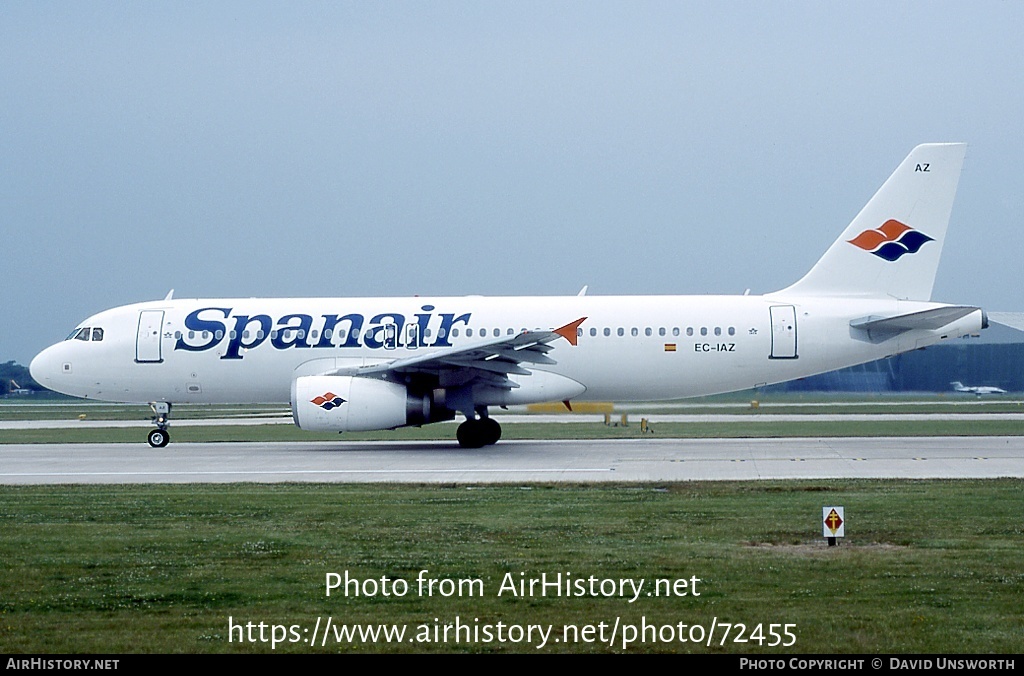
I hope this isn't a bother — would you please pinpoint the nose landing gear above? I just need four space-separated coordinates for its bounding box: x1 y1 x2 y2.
147 402 172 448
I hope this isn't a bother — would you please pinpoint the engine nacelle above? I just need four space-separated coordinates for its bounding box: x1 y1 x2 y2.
292 375 446 432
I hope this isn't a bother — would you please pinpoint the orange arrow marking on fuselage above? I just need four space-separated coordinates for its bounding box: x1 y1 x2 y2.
553 317 587 346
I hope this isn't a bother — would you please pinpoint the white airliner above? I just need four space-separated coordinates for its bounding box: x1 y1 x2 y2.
950 381 1006 395
31 143 986 448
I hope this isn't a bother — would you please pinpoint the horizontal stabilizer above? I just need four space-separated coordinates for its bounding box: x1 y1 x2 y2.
850 305 982 337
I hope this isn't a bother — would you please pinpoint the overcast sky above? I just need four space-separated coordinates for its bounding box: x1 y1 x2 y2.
3 2 1023 364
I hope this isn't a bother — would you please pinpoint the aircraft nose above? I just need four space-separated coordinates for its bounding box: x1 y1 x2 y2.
30 345 60 386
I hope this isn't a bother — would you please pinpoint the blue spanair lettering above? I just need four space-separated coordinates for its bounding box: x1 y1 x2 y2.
223 315 272 360
173 307 475 358
312 313 364 348
176 308 230 352
432 312 471 347
272 314 313 350
413 306 434 348
363 313 405 349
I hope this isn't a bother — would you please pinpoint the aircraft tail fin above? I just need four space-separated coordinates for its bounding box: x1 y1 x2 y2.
778 143 967 301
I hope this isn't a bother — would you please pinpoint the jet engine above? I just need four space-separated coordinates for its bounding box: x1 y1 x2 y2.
291 375 452 432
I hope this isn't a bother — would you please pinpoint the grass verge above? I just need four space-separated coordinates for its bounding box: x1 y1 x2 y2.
0 480 1021 653
3 418 1024 445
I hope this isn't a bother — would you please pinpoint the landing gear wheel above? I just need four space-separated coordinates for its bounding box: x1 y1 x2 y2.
148 428 170 448
481 417 501 446
147 402 172 448
457 418 502 448
457 419 486 449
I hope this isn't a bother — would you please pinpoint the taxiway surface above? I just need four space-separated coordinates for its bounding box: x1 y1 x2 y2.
2 436 1023 484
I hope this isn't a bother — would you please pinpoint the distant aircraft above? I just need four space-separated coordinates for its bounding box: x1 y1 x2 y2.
950 381 1006 395
6 380 31 396
31 143 986 448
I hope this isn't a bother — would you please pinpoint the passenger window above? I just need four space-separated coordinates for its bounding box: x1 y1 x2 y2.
577 328 583 337
714 327 721 336
603 328 611 337
452 329 460 337
686 327 693 336
728 327 735 336
644 328 652 337
672 328 680 337
425 329 433 337
494 328 500 337
92 328 104 341
215 330 224 340
700 327 708 336
659 328 666 337
617 328 624 337
631 328 638 337
590 328 597 337
467 328 474 337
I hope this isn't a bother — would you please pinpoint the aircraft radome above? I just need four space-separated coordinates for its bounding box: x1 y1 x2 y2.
31 143 986 448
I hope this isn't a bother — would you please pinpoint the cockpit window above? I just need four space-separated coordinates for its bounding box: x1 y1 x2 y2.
66 327 103 342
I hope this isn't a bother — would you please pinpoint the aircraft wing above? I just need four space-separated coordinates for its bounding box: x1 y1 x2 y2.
326 318 586 389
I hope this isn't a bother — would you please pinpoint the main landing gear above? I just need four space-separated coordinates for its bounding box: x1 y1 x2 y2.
147 401 171 448
456 409 501 449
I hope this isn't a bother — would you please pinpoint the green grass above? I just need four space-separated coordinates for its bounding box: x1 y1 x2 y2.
0 480 1021 653
0 402 289 422
5 395 1024 422
3 418 1024 445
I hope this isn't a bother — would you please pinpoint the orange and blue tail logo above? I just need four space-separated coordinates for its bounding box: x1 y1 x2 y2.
311 392 346 410
847 219 933 261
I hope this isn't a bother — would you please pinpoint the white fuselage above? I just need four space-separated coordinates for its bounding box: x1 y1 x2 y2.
30 293 983 406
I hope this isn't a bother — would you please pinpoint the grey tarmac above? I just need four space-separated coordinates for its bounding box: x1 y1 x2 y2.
1 436 1023 484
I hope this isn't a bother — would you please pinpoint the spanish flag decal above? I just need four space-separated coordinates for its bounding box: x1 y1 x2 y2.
664 344 677 352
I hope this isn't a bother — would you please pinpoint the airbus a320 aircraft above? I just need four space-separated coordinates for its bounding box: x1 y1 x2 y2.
31 144 986 448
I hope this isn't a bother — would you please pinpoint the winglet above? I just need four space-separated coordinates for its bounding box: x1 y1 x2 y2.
554 317 587 346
